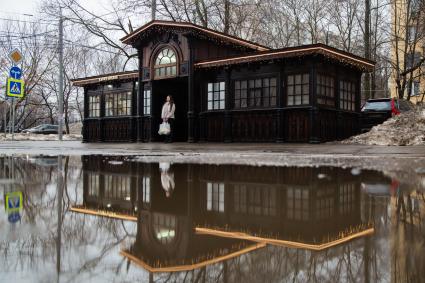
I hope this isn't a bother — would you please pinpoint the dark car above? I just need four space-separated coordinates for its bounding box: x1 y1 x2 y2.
22 124 66 134
360 98 414 132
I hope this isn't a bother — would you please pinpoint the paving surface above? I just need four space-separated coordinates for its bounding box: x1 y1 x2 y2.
0 140 424 156
1 141 425 187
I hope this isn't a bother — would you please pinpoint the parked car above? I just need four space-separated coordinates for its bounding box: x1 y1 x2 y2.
22 124 66 134
360 98 414 132
4 125 23 133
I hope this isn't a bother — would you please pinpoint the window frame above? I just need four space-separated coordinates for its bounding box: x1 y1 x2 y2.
338 80 356 111
234 76 277 109
88 95 101 118
105 91 133 117
153 47 178 80
207 81 226 111
286 73 310 106
143 89 151 115
409 80 420 97
316 74 335 107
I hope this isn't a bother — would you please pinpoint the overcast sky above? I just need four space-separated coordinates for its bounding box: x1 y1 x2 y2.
0 0 112 21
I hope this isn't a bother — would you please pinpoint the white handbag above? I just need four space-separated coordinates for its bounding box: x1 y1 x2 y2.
158 122 171 135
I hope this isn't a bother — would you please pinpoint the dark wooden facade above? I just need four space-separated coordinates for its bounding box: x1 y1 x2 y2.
75 156 386 272
72 20 374 143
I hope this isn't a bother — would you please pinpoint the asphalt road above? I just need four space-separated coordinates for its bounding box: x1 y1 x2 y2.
0 140 424 187
0 140 424 156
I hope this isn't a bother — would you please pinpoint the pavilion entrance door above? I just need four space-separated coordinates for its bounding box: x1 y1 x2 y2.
152 77 188 142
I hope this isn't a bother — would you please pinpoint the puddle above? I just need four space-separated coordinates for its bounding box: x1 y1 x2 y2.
0 155 424 282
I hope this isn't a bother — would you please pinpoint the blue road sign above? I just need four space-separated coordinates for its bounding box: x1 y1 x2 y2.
5 191 23 213
9 66 22 79
6 78 25 98
8 212 21 223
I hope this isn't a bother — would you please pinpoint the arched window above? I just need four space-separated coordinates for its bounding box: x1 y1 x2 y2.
154 48 177 79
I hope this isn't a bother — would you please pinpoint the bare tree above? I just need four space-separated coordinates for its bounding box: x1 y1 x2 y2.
391 0 425 100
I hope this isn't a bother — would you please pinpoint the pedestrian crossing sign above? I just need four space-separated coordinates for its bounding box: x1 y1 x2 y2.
6 77 25 98
5 191 23 213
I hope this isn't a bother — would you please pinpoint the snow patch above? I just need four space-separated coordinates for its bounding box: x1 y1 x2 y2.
343 106 425 146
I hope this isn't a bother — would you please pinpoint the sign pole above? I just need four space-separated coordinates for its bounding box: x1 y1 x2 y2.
8 100 12 135
3 102 6 138
11 98 15 141
58 8 64 141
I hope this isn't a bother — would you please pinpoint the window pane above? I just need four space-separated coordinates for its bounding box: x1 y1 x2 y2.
214 92 219 100
295 75 301 84
288 96 294 105
288 86 294 95
214 82 220 92
295 85 301 94
295 95 302 105
288 75 294 85
220 82 225 90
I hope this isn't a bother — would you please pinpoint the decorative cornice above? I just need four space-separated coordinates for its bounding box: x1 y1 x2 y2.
120 20 270 51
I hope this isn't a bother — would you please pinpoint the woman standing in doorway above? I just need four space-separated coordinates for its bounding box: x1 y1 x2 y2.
161 95 176 143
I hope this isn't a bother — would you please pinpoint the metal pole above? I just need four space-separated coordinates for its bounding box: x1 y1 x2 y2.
151 0 156 20
56 155 63 281
11 98 14 141
58 8 64 141
8 99 12 135
3 101 6 138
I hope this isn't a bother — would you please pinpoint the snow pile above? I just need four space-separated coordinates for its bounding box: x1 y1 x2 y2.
0 133 82 141
69 122 82 135
343 107 425 146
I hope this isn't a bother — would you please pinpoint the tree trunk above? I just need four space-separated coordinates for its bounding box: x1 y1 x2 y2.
364 0 371 100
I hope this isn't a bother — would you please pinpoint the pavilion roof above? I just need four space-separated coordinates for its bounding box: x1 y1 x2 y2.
120 20 270 51
195 43 375 72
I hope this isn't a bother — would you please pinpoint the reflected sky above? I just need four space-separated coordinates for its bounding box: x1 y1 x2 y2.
0 155 424 282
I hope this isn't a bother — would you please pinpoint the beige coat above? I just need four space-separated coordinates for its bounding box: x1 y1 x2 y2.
161 102 175 119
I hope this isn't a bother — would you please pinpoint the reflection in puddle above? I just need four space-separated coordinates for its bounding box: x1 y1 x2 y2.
0 155 424 282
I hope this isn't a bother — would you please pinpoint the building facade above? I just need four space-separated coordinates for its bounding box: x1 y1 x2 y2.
389 0 424 104
72 21 374 143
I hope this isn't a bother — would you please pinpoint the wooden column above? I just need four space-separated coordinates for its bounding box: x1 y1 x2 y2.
149 81 156 142
224 68 232 142
335 67 342 140
99 84 105 142
187 36 195 142
276 63 285 142
309 61 320 143
137 48 144 142
355 72 362 135
82 88 89 142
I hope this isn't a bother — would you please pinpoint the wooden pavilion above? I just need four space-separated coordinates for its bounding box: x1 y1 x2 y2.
72 20 375 143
